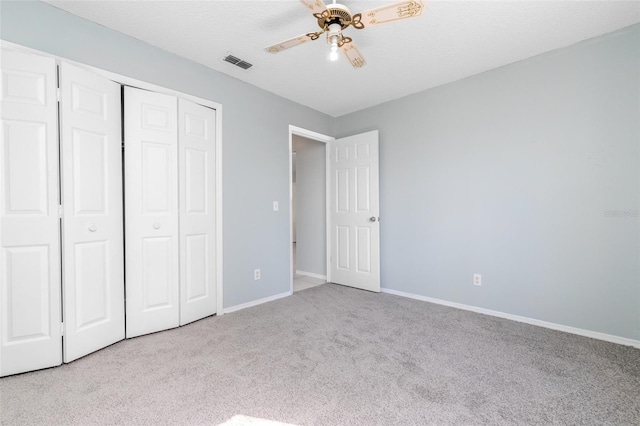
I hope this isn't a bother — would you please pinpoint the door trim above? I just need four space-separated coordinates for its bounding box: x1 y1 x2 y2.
2 40 224 317
288 125 334 295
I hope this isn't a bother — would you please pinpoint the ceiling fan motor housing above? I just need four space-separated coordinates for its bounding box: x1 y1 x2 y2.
317 3 353 30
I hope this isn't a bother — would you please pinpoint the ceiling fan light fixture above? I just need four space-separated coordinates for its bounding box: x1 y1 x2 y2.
327 23 341 62
329 48 339 61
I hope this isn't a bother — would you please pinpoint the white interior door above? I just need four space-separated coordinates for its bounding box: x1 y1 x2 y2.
178 99 216 325
125 87 179 338
329 130 380 292
59 62 124 362
0 49 62 376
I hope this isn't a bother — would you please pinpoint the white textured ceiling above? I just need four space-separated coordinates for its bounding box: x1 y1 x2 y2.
43 0 640 117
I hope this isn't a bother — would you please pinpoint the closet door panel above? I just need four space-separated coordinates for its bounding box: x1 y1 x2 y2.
178 98 216 325
0 49 62 376
125 87 179 338
142 236 173 309
60 62 124 362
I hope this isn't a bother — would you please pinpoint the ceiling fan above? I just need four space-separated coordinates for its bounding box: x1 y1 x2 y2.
265 0 425 69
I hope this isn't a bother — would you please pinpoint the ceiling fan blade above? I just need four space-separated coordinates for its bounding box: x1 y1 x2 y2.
340 42 366 69
265 33 316 53
299 0 328 16
357 0 424 27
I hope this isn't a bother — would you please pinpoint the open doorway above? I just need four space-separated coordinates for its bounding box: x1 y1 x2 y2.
289 126 334 293
292 136 326 292
289 126 381 294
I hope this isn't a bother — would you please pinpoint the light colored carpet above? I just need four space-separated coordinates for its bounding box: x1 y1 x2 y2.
1 284 639 425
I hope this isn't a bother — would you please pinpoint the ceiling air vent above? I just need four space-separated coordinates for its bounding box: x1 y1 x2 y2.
223 54 253 70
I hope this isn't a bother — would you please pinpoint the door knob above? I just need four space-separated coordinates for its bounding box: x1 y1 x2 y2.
153 223 161 229
369 217 376 222
88 224 97 232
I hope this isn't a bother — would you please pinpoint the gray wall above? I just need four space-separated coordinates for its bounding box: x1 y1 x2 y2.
335 24 640 340
0 1 333 308
2 1 639 340
292 136 326 276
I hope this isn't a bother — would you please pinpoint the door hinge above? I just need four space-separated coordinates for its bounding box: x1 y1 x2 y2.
56 88 61 102
60 322 64 336
58 205 63 218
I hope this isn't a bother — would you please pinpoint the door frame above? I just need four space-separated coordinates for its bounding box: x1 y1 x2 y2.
1 40 224 317
288 125 334 294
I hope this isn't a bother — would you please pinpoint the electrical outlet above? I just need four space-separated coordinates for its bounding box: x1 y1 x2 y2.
473 274 481 286
254 269 261 280
273 201 279 211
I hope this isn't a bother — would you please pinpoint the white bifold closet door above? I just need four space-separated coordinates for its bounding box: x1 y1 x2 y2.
125 87 180 338
178 98 216 326
59 62 125 362
0 49 62 376
125 88 217 337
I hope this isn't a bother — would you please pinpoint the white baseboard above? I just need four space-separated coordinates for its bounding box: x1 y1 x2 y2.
380 288 640 349
224 291 291 314
295 270 327 280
